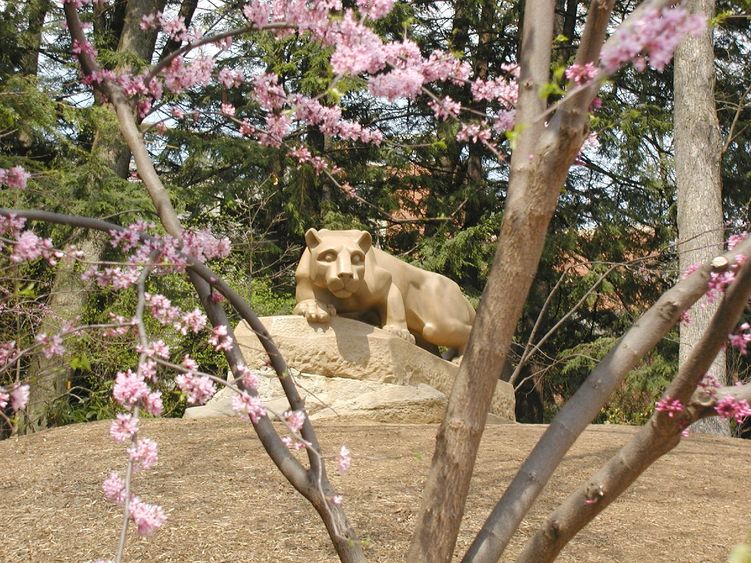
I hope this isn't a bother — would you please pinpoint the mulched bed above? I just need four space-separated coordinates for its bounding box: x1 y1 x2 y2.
2 418 749 562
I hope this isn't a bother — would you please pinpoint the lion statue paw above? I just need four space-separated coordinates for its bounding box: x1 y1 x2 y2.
382 324 416 344
293 299 337 323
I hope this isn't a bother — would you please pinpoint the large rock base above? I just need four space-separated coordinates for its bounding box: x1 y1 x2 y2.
184 316 515 423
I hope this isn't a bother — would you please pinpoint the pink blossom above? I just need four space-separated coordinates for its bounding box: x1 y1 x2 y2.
113 369 150 408
128 438 159 471
35 333 65 359
140 12 161 30
181 228 232 260
456 123 491 144
208 325 234 352
715 395 751 424
10 384 30 411
236 364 260 390
0 166 31 189
728 232 749 250
369 68 424 101
282 436 306 450
338 445 351 473
0 341 16 368
129 497 167 536
356 0 394 19
11 231 62 264
283 410 306 432
175 372 216 405
655 396 684 418
0 388 8 409
601 8 706 73
220 103 236 116
565 62 598 85
145 391 163 416
218 68 244 89
102 472 126 503
181 309 207 334
492 109 516 133
110 413 139 443
428 96 461 121
232 391 266 423
71 39 97 58
138 339 170 360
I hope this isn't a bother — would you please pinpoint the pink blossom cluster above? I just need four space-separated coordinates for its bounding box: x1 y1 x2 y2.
219 67 245 88
175 355 217 405
565 62 598 85
236 363 261 390
71 38 97 57
287 146 329 174
470 65 519 107
729 323 751 355
715 395 751 424
291 94 384 144
232 390 266 422
428 96 461 121
0 213 26 239
145 293 207 335
110 413 139 443
0 340 17 368
87 225 232 291
35 332 65 359
337 445 351 473
137 339 170 360
600 7 706 73
728 232 749 251
457 123 492 145
102 473 167 536
10 230 63 265
112 368 163 416
208 325 233 352
655 396 684 418
0 166 31 189
127 437 159 471
283 409 306 432
0 383 30 412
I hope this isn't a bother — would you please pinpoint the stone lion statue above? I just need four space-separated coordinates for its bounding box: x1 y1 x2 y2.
293 228 475 354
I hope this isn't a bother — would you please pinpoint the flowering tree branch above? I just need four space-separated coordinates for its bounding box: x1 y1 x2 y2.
60 4 364 559
516 248 751 561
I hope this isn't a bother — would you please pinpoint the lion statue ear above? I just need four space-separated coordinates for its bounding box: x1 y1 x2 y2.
305 228 322 249
357 231 372 253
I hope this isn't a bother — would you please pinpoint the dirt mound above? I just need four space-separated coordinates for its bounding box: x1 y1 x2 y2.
2 418 749 562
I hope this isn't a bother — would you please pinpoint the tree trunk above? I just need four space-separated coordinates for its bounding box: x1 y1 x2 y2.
674 0 728 435
22 0 52 75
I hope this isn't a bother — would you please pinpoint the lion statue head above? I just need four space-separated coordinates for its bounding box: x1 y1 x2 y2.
304 228 372 299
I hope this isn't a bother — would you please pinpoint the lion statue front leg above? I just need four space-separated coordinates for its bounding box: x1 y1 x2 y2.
380 285 416 344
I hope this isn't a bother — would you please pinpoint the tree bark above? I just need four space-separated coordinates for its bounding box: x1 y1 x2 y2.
21 0 52 76
674 0 728 435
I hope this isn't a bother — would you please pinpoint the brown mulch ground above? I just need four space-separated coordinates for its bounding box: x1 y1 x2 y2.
1 418 750 562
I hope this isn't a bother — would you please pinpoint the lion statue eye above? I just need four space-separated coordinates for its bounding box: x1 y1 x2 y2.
320 252 336 262
351 253 364 264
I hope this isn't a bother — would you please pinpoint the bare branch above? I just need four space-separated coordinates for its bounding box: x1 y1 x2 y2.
464 233 751 560
517 247 751 562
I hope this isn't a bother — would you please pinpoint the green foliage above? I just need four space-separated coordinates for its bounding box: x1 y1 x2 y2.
547 336 677 424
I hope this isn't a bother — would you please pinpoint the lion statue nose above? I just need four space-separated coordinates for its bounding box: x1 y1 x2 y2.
338 271 353 280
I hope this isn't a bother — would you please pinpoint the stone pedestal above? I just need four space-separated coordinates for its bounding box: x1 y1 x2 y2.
184 316 515 423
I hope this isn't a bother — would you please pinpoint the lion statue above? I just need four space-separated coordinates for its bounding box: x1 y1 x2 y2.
293 228 475 354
